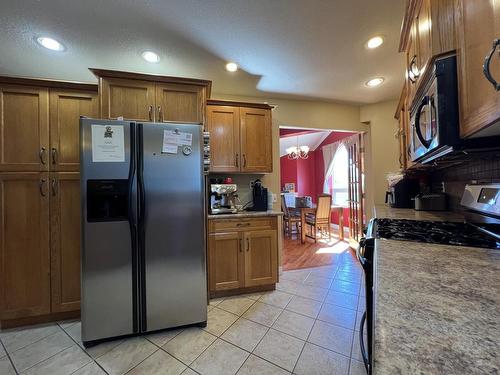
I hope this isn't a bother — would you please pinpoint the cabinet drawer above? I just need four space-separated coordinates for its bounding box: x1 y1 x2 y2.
209 217 276 233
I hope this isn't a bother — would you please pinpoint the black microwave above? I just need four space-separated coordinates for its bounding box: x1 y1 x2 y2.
409 55 459 163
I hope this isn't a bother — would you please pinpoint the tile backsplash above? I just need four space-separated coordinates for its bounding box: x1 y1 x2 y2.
209 174 266 209
430 152 500 211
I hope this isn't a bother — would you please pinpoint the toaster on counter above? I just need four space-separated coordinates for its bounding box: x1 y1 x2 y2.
414 193 448 211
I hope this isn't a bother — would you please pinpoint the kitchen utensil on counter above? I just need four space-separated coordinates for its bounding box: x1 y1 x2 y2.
414 193 447 211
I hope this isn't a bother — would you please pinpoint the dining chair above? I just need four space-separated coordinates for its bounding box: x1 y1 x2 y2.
305 194 332 242
281 195 301 238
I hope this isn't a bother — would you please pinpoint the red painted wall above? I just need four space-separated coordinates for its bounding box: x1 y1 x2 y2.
280 130 357 230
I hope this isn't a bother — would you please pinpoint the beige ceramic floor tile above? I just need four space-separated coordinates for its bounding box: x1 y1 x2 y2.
163 327 216 365
10 330 74 373
221 318 268 352
280 269 311 283
317 303 356 330
205 307 239 336
324 290 358 310
294 342 350 375
237 354 290 375
308 320 353 357
23 344 92 375
72 361 107 375
303 275 333 289
271 310 315 340
191 339 249 375
253 329 304 372
127 349 186 375
294 284 328 302
275 279 302 294
285 296 322 319
0 356 16 375
145 328 184 347
208 298 224 306
308 266 337 279
258 290 293 309
241 292 264 301
242 302 282 327
65 322 124 359
217 296 256 316
349 359 367 375
329 279 360 295
96 336 157 375
0 342 5 358
181 368 199 375
351 331 363 362
0 323 59 353
57 319 80 330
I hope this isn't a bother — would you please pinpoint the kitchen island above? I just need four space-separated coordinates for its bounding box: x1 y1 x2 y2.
372 206 500 374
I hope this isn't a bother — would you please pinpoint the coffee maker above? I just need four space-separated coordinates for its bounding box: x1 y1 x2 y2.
210 184 238 214
385 178 419 208
248 179 268 211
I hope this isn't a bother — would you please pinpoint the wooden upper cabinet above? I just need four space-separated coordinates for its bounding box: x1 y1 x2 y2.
406 22 419 106
456 0 500 137
208 232 244 291
50 172 81 313
416 0 432 76
244 229 277 287
0 85 49 172
91 69 211 124
155 83 204 123
0 173 51 319
207 105 240 172
49 90 98 171
100 77 155 121
240 107 273 173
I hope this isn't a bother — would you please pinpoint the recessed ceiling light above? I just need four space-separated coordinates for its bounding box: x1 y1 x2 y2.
225 62 238 72
142 51 160 63
366 77 385 87
36 36 64 51
366 36 384 49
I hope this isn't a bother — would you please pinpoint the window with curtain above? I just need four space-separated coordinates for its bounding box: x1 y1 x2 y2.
324 144 349 206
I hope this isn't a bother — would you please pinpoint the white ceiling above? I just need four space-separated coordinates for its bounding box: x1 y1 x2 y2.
0 0 406 104
279 131 330 157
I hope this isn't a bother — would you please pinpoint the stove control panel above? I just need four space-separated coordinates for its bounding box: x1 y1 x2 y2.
461 184 500 217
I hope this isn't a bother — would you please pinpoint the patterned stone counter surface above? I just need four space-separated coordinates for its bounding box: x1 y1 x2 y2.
374 238 500 374
374 205 465 222
208 210 283 219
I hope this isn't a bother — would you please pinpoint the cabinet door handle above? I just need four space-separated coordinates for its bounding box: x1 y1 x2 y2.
39 179 47 196
39 147 46 165
235 153 239 168
148 105 153 121
157 106 163 122
51 178 57 196
408 55 419 83
239 239 243 253
246 237 250 252
243 154 247 168
51 148 57 165
483 39 500 91
236 222 250 227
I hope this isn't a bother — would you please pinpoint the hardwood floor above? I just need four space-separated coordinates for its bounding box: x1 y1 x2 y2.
282 231 355 271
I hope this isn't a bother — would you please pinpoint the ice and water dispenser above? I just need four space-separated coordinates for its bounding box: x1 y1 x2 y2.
86 180 129 222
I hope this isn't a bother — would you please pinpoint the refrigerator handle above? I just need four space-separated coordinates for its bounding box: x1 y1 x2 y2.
128 122 139 333
137 123 147 332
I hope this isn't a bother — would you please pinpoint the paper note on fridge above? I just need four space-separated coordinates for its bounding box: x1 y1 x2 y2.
163 130 193 147
91 125 125 162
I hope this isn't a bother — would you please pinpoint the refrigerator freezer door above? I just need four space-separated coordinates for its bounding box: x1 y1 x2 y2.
140 123 207 332
80 119 138 343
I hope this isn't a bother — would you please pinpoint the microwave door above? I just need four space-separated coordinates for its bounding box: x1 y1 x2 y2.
411 96 432 161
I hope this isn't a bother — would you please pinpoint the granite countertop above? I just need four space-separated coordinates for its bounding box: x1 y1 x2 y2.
373 231 500 373
208 210 283 219
374 204 465 222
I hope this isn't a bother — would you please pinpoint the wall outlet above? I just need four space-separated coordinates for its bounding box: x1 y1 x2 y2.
249 180 255 190
272 193 277 203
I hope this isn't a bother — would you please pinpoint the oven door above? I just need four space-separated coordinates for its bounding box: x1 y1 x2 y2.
410 81 439 162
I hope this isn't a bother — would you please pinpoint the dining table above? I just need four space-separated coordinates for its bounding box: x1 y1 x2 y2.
291 204 344 243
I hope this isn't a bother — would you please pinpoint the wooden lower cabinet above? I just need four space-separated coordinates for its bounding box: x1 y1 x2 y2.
0 173 51 320
244 230 277 287
50 172 81 312
208 217 278 296
208 232 244 291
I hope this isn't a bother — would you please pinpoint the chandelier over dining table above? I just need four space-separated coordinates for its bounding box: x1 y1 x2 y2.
286 136 310 159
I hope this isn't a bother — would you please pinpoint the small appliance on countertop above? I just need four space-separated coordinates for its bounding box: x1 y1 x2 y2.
385 177 420 208
247 179 268 211
209 183 239 214
414 192 448 211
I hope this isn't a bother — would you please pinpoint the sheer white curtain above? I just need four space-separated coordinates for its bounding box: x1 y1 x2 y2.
322 141 341 192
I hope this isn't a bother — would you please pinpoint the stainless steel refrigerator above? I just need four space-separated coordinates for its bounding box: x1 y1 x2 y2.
80 118 209 346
